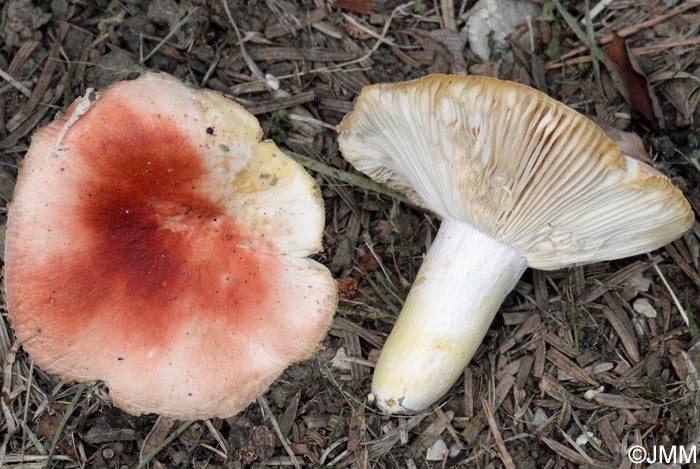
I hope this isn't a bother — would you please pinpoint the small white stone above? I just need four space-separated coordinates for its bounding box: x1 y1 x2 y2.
531 407 548 427
265 73 280 90
633 298 657 318
625 273 652 292
575 431 594 446
330 347 352 371
632 316 646 337
426 439 447 461
584 386 605 401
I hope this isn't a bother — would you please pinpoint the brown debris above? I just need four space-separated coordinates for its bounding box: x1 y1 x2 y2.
228 418 276 466
265 8 328 39
577 256 663 305
539 436 609 467
595 121 653 164
483 400 515 469
247 90 316 115
607 34 664 128
338 276 359 299
546 1 700 69
539 375 598 410
593 393 650 410
0 1 698 467
666 241 700 290
546 348 599 387
602 292 641 363
248 47 357 63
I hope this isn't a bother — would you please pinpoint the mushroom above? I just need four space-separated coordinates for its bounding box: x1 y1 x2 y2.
5 73 337 420
337 75 693 414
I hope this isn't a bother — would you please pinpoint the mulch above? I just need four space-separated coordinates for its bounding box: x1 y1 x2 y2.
1 0 699 468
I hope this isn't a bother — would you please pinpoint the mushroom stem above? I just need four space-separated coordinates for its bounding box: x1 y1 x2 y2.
372 218 527 414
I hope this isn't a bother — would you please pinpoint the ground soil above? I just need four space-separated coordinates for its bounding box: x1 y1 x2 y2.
1 0 699 468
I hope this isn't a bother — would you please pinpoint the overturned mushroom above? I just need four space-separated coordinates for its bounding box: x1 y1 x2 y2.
5 73 337 420
338 75 693 414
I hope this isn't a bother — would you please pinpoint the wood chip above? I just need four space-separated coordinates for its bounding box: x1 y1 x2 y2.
575 350 601 367
539 436 609 467
666 241 700 289
84 422 138 444
0 68 31 97
502 311 536 326
366 415 426 458
483 400 515 469
499 314 542 353
410 412 448 455
463 367 473 418
596 415 621 454
533 339 546 378
513 314 542 339
440 0 457 32
405 50 435 65
546 348 599 387
248 47 357 63
8 40 40 76
544 333 579 358
7 23 69 132
602 293 640 363
230 80 269 96
1 68 68 149
341 330 366 380
312 20 344 40
278 390 301 439
347 407 364 452
515 355 534 391
390 46 420 67
538 375 599 410
592 393 649 409
265 8 328 39
247 90 316 115
320 98 354 114
494 374 515 411
330 317 385 349
577 257 662 305
533 270 549 311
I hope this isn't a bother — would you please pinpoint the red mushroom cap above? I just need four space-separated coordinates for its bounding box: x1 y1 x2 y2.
5 73 337 419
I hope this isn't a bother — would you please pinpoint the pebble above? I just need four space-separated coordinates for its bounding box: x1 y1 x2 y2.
426 439 447 461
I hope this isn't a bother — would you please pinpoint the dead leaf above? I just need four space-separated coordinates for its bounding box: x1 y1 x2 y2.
607 34 665 128
141 418 176 459
468 62 496 77
661 75 700 124
358 252 380 272
406 30 453 75
428 29 468 74
333 0 375 15
38 413 78 459
589 117 653 164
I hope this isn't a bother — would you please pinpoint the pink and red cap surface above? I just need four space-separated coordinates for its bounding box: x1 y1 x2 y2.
5 73 337 420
